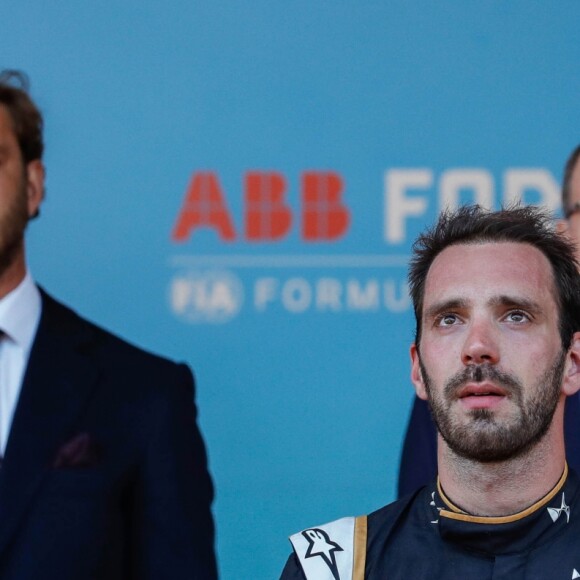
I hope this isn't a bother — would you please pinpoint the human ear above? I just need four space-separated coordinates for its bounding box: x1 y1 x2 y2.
26 160 45 219
562 332 580 397
556 219 568 235
410 344 429 401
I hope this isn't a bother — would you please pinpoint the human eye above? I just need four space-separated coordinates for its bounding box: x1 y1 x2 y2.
503 310 530 324
435 313 461 327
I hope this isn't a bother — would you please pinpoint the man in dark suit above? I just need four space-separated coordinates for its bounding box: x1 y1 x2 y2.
398 144 580 497
0 71 217 578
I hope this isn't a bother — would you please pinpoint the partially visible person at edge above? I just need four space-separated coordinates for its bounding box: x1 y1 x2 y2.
280 204 580 579
0 70 217 579
398 145 580 498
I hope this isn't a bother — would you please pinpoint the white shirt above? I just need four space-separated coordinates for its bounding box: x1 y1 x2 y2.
0 272 41 455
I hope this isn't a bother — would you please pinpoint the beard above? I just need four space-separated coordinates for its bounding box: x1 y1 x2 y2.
421 351 566 462
0 170 29 276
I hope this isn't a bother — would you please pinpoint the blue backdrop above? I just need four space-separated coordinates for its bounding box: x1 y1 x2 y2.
1 2 579 577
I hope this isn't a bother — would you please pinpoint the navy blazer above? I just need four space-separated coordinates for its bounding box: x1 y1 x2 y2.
398 394 580 498
0 290 217 579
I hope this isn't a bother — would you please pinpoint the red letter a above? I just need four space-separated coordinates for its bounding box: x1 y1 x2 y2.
245 172 292 241
301 172 350 240
172 172 236 242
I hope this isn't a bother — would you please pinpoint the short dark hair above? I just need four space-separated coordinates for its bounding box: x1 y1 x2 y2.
409 205 580 349
0 70 44 163
563 145 580 214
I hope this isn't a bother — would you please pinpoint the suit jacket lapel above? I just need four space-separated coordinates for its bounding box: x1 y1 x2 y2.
0 290 99 557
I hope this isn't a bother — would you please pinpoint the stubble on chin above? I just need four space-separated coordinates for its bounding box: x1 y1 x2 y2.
420 353 565 463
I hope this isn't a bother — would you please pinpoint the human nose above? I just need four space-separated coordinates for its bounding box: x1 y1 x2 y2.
461 319 500 366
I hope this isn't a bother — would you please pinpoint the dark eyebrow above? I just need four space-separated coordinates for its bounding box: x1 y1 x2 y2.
424 298 469 321
488 295 542 313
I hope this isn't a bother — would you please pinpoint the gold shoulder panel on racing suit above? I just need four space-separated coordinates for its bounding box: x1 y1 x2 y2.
353 515 368 580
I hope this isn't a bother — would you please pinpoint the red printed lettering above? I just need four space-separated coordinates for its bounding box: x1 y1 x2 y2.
172 172 236 241
301 172 350 240
244 172 292 240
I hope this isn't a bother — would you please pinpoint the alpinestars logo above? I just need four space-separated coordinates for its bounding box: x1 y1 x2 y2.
302 528 344 580
429 491 444 524
547 493 570 523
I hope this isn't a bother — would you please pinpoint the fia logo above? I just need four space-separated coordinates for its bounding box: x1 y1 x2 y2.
170 270 244 323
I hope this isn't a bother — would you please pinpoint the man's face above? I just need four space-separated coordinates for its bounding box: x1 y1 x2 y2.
0 105 43 274
410 242 570 462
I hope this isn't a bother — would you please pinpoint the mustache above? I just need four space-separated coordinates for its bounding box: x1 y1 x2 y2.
443 364 523 399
